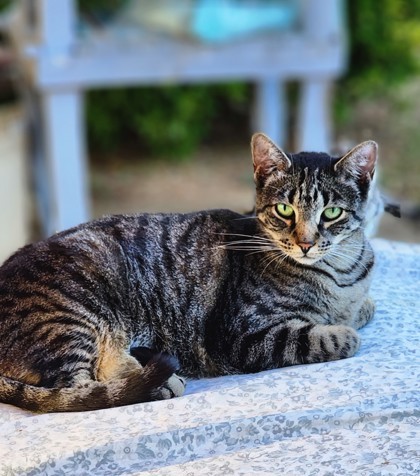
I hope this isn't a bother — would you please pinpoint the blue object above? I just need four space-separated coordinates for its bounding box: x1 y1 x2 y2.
192 0 297 43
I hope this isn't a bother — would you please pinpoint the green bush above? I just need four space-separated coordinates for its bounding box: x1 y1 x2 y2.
86 83 250 159
333 0 420 124
343 0 420 93
0 0 10 10
78 0 124 16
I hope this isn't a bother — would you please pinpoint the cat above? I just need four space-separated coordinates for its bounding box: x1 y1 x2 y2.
0 133 378 413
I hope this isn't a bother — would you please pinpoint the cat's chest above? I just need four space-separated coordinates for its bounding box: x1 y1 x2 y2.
312 264 372 322
328 280 368 321
265 262 372 324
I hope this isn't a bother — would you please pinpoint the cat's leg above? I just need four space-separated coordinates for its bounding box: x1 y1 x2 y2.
353 297 375 330
96 339 186 401
229 318 361 373
130 346 186 397
108 352 186 401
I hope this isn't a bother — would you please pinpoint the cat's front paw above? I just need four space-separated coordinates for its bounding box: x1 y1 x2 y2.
353 297 375 329
309 324 361 362
156 374 186 399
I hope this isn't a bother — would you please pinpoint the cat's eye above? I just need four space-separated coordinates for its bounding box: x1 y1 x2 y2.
275 203 294 219
322 207 343 221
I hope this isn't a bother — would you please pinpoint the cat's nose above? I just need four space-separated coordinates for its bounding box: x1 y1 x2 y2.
297 242 314 254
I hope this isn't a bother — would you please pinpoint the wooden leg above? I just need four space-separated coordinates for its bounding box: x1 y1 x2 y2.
40 90 90 235
297 79 332 152
23 89 52 237
253 79 286 146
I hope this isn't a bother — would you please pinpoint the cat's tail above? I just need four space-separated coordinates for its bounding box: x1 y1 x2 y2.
0 353 183 413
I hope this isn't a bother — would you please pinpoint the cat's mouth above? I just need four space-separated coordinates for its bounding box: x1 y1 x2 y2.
284 248 324 265
292 254 321 265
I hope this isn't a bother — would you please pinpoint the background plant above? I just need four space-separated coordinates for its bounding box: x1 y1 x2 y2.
345 0 420 91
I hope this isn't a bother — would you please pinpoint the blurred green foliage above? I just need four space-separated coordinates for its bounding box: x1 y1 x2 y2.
334 0 420 124
87 83 249 158
345 0 420 92
77 0 125 23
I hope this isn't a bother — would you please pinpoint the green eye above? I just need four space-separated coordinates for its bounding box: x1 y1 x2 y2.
275 203 294 218
323 207 343 221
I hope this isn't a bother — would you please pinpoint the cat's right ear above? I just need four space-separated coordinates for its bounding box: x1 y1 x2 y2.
334 140 378 183
251 133 291 184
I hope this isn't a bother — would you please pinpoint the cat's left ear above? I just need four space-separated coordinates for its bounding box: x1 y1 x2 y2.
334 140 378 182
251 133 291 184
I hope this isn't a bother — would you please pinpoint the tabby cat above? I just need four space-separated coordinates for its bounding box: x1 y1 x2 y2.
0 133 378 413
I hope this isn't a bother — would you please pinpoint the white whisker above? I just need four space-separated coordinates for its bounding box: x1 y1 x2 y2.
326 248 370 272
214 232 274 242
259 250 288 277
232 216 258 221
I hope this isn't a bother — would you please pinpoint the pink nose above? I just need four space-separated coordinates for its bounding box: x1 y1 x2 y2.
298 242 314 253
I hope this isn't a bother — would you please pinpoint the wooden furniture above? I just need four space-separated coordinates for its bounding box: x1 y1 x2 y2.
9 0 346 235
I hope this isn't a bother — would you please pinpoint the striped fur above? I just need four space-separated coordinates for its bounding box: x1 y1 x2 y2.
0 133 377 412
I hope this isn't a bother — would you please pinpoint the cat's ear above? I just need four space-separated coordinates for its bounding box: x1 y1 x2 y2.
251 133 291 184
334 141 378 182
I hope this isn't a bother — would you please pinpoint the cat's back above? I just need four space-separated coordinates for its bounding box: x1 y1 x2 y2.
0 209 247 300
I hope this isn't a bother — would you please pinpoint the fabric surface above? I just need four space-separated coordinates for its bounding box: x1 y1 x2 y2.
0 239 419 475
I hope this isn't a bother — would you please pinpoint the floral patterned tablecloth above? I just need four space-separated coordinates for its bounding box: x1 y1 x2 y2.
0 239 419 475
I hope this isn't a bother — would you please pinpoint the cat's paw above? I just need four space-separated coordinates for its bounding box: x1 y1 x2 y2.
353 297 375 329
157 374 186 399
309 324 361 362
139 351 186 400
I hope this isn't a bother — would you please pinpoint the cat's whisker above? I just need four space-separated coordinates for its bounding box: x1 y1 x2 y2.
222 238 274 245
215 238 277 248
335 250 368 263
272 252 289 273
213 234 279 252
327 252 357 266
245 250 272 257
337 243 368 256
214 232 274 243
259 249 288 277
232 216 258 221
326 249 370 272
260 254 279 277
218 246 278 252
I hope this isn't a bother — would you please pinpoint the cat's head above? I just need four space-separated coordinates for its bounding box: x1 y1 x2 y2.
251 133 377 265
